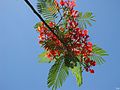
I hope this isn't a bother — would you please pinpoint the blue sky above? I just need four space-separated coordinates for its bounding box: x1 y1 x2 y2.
0 0 120 90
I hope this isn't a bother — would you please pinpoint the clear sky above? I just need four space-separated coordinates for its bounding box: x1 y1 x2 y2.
0 0 120 90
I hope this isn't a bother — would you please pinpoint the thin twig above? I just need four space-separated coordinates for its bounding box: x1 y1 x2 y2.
57 17 62 25
57 9 63 25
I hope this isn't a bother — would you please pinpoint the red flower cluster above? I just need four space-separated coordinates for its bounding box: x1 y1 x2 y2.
37 22 62 59
37 0 96 74
60 0 76 9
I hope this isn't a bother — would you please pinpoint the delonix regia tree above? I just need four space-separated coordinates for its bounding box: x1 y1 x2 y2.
24 0 108 90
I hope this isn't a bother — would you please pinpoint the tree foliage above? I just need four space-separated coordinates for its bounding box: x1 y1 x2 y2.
37 0 58 20
71 63 82 87
47 57 69 90
24 0 108 90
77 12 95 29
89 45 108 64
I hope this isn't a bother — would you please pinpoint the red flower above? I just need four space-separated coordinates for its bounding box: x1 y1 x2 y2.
85 67 89 72
87 47 92 52
37 26 41 32
46 52 53 61
71 10 79 18
59 27 64 32
76 43 82 47
87 42 92 51
90 69 94 74
68 0 76 9
85 58 90 64
49 22 55 27
90 61 96 66
75 28 80 32
50 50 57 56
73 48 81 55
38 34 45 41
87 42 92 46
60 0 65 6
69 20 78 28
83 30 88 36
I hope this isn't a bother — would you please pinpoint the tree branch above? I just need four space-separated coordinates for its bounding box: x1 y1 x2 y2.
24 0 61 42
24 0 83 67
23 0 76 54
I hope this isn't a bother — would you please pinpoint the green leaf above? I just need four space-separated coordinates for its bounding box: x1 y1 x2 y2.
38 51 50 63
37 0 58 20
77 12 95 29
47 57 69 90
89 45 108 65
92 45 108 56
89 55 105 65
34 22 42 29
71 64 82 87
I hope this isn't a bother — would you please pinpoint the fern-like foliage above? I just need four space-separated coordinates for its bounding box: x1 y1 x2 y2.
77 12 95 29
92 45 108 56
47 57 69 90
89 45 108 64
89 55 105 65
38 51 51 63
37 0 58 20
71 63 82 87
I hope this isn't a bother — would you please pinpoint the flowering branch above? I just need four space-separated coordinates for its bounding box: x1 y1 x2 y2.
23 0 108 90
24 0 64 45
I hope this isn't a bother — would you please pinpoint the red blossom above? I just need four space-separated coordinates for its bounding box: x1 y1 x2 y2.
46 52 53 61
90 69 95 74
82 30 88 36
60 0 65 6
49 22 55 27
70 10 79 18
